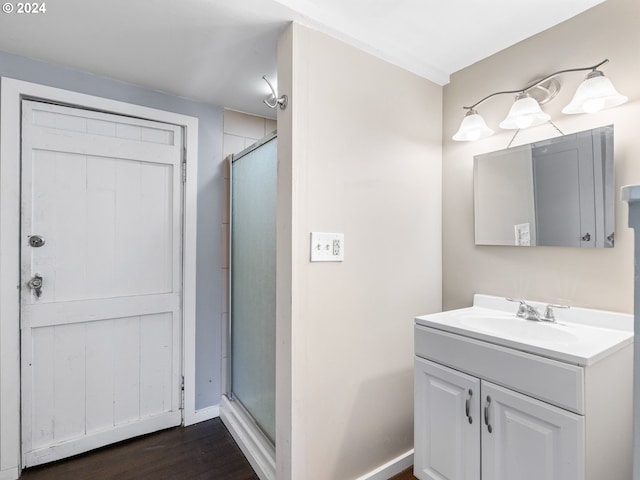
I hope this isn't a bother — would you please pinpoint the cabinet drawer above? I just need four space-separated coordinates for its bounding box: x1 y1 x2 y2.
415 325 585 414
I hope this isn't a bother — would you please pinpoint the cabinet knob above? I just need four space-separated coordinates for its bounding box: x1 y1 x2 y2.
465 389 473 424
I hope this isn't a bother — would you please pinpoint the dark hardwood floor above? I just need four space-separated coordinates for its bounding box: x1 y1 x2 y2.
389 467 418 480
20 418 419 480
21 418 259 480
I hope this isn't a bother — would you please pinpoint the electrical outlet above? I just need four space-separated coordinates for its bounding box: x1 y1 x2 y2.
310 232 344 262
332 239 341 256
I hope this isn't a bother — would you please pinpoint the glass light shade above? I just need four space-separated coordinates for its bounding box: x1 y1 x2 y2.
499 94 550 130
562 70 628 114
452 110 494 141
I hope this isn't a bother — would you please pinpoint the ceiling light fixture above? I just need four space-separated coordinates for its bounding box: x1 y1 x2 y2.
452 59 627 142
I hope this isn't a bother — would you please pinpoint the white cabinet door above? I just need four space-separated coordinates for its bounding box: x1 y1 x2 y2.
414 357 480 480
481 381 585 480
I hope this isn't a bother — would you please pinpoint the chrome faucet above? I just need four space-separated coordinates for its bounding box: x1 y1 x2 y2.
507 298 570 322
507 299 541 321
541 304 570 323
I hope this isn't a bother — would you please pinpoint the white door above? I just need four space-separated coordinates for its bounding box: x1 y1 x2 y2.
20 100 184 466
414 358 480 480
481 381 585 480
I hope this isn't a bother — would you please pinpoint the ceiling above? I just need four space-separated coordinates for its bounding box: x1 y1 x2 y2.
0 0 605 118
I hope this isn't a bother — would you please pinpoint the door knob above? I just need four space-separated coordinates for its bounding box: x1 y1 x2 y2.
27 273 43 298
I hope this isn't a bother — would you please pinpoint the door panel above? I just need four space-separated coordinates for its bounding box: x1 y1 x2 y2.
481 381 584 480
532 132 594 247
27 150 174 302
414 357 480 480
21 100 183 466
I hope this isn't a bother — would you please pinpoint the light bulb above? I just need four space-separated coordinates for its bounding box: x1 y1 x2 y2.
466 130 481 142
582 98 606 113
515 116 533 129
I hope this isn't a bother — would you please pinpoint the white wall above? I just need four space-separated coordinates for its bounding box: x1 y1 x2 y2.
223 109 277 159
277 23 442 480
443 0 640 313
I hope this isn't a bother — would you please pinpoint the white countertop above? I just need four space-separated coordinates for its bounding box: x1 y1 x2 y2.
415 294 633 366
621 184 640 203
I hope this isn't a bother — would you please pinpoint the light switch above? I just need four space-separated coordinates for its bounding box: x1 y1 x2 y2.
514 223 531 246
310 232 344 262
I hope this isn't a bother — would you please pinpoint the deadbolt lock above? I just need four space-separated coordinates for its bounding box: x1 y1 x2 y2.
29 235 45 248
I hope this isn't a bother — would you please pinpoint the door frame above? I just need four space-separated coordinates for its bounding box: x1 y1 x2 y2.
0 77 200 479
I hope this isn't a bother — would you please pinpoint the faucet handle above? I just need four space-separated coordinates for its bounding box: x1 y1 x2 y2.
506 298 527 317
543 304 570 322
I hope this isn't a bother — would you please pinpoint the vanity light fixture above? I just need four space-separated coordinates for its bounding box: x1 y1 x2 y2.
262 75 288 110
452 59 627 141
562 69 628 114
499 92 550 130
452 109 494 141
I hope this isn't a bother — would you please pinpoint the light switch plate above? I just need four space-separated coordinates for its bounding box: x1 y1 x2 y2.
514 223 531 246
310 232 344 262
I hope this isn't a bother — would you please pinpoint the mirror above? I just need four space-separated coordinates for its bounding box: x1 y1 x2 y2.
474 125 614 248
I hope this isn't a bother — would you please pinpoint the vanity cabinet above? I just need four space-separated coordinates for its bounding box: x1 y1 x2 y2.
415 357 583 480
414 295 633 480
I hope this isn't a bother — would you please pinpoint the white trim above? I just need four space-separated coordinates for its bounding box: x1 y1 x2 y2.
0 77 199 478
220 396 275 480
354 449 414 480
0 468 19 480
1 78 22 480
185 405 221 426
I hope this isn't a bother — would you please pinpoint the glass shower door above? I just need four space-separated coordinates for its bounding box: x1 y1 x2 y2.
229 133 277 443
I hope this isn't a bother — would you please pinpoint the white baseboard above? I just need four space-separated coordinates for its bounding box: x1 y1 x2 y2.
0 466 19 480
184 405 220 426
220 396 275 480
355 449 414 480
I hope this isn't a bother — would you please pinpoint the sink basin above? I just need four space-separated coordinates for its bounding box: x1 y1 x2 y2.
415 295 633 365
458 313 580 346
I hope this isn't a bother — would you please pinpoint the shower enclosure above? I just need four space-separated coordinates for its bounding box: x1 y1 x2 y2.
222 132 277 478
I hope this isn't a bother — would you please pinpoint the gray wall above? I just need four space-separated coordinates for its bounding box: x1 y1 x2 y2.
0 51 224 409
